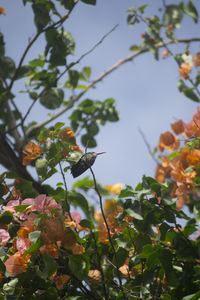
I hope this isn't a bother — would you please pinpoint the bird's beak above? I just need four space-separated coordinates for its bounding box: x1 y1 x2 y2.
96 152 106 156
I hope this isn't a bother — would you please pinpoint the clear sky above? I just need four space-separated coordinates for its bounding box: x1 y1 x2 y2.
1 0 200 189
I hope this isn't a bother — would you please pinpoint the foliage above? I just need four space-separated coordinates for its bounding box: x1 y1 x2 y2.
0 0 200 299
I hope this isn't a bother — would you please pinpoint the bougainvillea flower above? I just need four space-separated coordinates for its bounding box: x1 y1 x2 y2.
5 252 29 276
178 62 191 79
0 229 10 246
158 131 180 152
170 120 184 135
16 237 32 254
193 52 200 67
40 244 59 258
58 128 75 141
32 194 62 214
88 269 101 284
0 7 6 15
23 141 43 166
105 183 124 195
162 49 169 59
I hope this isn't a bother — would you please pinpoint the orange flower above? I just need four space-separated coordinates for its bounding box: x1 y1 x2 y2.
155 165 166 183
162 50 169 59
119 258 129 276
72 243 85 255
70 145 82 152
170 120 184 135
4 252 30 276
88 269 101 284
58 128 75 141
105 183 124 195
166 24 173 31
55 274 70 290
178 62 191 79
17 227 31 238
158 131 180 152
23 141 43 166
193 52 200 67
40 244 59 258
0 7 6 16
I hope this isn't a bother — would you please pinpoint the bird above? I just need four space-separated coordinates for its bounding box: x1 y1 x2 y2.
71 152 105 178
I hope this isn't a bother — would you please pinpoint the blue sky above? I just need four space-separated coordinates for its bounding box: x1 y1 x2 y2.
1 0 200 189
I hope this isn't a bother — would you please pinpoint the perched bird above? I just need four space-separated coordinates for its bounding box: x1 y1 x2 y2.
71 152 105 178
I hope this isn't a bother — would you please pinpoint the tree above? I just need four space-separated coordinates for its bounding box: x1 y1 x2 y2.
0 1 200 299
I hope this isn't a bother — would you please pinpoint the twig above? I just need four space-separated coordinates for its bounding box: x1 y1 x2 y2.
89 167 126 299
25 37 200 138
138 127 159 164
91 230 108 299
58 161 73 222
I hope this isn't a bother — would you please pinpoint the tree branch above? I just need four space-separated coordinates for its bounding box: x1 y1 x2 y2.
25 37 200 138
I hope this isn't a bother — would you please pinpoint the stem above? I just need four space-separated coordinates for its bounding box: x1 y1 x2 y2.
89 167 126 299
58 161 73 222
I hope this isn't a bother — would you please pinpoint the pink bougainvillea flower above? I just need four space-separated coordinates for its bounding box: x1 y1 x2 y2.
32 195 62 214
16 237 32 254
0 229 10 246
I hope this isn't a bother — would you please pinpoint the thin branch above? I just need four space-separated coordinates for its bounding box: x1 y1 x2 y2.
91 230 108 299
58 161 73 222
22 24 119 126
89 167 126 299
25 37 200 138
138 127 159 164
73 24 119 65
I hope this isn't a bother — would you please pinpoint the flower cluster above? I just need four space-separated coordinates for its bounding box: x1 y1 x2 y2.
0 195 84 289
155 107 200 209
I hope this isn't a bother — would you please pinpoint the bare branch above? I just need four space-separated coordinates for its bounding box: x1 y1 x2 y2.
138 127 159 164
25 37 200 138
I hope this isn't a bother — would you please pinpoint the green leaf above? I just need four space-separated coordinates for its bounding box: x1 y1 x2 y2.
69 255 90 281
3 278 18 295
79 219 94 229
184 1 198 23
138 4 148 14
29 58 45 67
54 122 65 131
36 159 48 180
40 88 64 109
194 202 200 223
81 134 97 148
178 80 199 102
163 4 183 28
162 196 177 206
29 230 41 244
0 33 5 56
81 0 96 5
124 199 143 220
72 176 94 191
87 122 99 136
116 247 128 267
32 3 50 31
68 191 93 219
67 70 80 89
182 291 200 300
15 204 31 213
119 185 135 198
129 44 141 51
0 211 13 224
0 56 16 78
43 253 58 277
